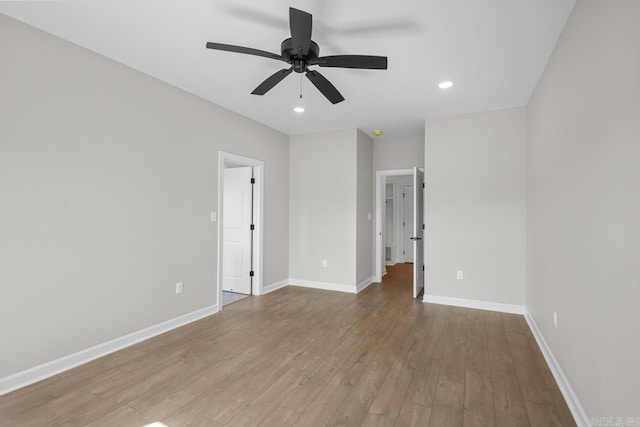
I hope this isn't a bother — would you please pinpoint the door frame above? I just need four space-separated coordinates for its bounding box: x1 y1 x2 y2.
217 151 264 310
375 169 414 282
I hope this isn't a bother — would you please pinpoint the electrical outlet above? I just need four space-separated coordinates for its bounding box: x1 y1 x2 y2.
176 282 183 294
322 259 328 268
210 211 217 222
553 310 558 328
457 270 464 280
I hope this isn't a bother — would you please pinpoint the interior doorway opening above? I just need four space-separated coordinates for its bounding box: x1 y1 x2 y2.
217 152 264 310
375 168 425 298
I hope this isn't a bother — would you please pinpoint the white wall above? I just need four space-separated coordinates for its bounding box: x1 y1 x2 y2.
527 0 640 417
356 130 374 285
289 130 357 286
0 14 289 378
425 108 527 306
373 134 424 171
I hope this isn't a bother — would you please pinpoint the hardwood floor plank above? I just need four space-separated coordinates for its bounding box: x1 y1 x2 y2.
367 360 413 419
84 405 151 427
258 406 301 427
224 367 306 426
326 356 394 427
395 401 431 427
463 370 496 427
417 305 448 366
279 332 365 411
404 359 441 408
524 400 565 427
439 307 467 384
465 309 490 375
490 371 530 427
292 370 353 427
139 390 198 421
429 403 464 427
361 412 395 427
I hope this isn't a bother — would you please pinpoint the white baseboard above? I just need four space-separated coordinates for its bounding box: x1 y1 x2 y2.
289 278 357 294
423 294 525 315
356 277 375 293
0 304 219 396
524 310 590 427
261 279 289 295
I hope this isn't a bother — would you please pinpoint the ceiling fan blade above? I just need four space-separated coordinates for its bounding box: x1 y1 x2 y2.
289 7 312 56
251 68 294 95
306 70 345 104
206 42 286 62
310 55 388 70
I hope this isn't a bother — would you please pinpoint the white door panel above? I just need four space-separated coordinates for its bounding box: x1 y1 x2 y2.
223 167 252 294
223 242 244 278
402 185 414 262
412 168 424 299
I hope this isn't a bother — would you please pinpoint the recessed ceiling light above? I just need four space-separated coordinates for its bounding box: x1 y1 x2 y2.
293 106 305 113
373 130 383 137
438 81 454 89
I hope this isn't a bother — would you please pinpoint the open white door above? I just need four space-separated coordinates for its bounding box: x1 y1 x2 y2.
223 167 253 295
402 184 415 262
412 167 424 298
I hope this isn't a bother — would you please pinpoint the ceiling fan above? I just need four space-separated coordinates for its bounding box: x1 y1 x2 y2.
206 7 388 104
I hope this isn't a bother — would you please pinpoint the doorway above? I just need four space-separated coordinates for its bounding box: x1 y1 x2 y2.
375 168 425 298
217 152 264 310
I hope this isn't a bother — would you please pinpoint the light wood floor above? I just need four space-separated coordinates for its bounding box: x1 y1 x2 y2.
0 264 575 426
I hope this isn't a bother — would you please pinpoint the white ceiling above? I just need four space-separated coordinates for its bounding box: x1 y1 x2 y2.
0 0 575 139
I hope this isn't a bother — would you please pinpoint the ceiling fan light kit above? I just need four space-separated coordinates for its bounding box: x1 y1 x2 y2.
206 7 388 104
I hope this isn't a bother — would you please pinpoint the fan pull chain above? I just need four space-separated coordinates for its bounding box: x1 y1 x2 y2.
300 74 303 99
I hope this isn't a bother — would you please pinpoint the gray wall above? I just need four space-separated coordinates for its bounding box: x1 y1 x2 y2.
356 130 374 285
373 134 424 171
289 130 357 286
289 129 374 287
527 0 640 416
0 14 289 377
425 108 527 305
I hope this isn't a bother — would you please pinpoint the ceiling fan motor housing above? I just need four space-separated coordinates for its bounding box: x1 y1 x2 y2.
281 38 319 73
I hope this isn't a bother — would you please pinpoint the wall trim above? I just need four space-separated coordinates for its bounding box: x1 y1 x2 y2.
356 277 375 293
423 294 525 315
289 278 357 294
260 279 289 295
0 304 219 396
524 310 590 427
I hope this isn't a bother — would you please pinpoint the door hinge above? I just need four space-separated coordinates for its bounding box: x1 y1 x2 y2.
403 193 406 198
422 183 425 189
422 224 425 230
250 178 255 184
402 221 405 227
249 270 254 277
250 224 255 230
422 265 425 271
403 250 405 255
